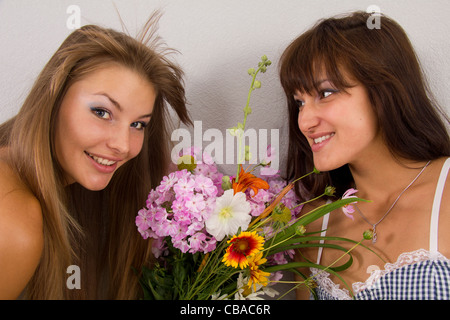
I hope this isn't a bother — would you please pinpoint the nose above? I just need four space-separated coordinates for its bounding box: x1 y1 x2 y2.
107 124 130 155
298 102 320 134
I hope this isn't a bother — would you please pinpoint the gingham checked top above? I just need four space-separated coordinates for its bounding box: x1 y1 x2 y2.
312 158 450 300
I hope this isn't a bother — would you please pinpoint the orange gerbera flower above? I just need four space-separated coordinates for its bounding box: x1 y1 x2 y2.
232 165 269 196
222 231 264 269
247 252 271 290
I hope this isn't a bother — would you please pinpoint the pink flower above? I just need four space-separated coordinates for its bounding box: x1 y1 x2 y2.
185 193 207 214
194 175 217 197
172 198 186 214
137 227 152 240
137 157 222 255
261 145 276 165
260 145 279 177
157 172 178 193
189 232 206 253
174 209 191 226
249 200 266 217
175 169 190 180
136 208 151 231
268 179 286 194
260 166 279 176
203 237 217 253
160 219 179 237
146 190 159 208
172 224 189 242
342 188 358 220
151 238 168 258
146 206 166 222
171 239 188 253
173 177 195 196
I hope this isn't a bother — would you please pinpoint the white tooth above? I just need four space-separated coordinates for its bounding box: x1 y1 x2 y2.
91 154 115 166
314 134 334 144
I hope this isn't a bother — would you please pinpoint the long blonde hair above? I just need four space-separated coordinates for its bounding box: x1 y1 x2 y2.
0 13 191 299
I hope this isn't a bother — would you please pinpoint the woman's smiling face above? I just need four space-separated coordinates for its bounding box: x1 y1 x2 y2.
54 63 156 190
294 74 383 172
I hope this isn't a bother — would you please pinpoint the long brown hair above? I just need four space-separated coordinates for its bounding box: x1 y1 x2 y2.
279 11 450 198
0 13 191 299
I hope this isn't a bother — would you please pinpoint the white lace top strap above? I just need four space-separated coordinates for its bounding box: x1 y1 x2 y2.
429 157 450 256
316 201 332 265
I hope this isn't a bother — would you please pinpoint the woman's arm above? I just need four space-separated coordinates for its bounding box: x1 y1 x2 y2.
0 163 43 299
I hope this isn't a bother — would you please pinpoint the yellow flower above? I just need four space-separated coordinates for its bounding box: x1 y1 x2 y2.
247 252 270 291
222 231 264 269
177 155 197 172
272 203 292 224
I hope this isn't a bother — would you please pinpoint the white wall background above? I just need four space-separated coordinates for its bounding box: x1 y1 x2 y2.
1 0 449 176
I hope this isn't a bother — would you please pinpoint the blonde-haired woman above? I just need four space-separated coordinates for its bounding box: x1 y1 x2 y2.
0 15 191 299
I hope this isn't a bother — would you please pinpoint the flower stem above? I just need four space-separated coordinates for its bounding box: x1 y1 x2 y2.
248 169 319 229
235 61 268 183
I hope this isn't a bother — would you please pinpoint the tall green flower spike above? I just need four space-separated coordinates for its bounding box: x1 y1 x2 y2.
231 55 272 182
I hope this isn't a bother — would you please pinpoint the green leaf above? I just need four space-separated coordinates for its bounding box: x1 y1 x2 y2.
270 197 368 245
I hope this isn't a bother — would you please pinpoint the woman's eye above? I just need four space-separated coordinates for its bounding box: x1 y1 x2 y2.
91 107 111 120
295 99 305 109
131 121 147 130
320 89 338 99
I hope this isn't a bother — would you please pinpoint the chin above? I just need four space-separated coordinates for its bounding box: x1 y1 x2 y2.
313 157 344 173
80 178 112 191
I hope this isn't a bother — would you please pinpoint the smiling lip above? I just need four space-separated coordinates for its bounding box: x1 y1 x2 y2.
84 151 120 173
309 133 335 152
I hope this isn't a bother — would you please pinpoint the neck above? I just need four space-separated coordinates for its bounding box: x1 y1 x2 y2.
349 153 429 204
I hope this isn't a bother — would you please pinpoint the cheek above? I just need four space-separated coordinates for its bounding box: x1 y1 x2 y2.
58 114 101 151
55 109 80 157
128 133 145 159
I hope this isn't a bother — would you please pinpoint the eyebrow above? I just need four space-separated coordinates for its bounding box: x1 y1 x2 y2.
293 79 331 95
94 92 152 119
314 79 331 86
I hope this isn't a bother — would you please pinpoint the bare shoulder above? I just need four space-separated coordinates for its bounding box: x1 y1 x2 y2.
436 157 450 258
0 156 43 299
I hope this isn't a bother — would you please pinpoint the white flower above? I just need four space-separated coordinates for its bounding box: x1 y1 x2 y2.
233 273 278 300
211 291 229 300
205 189 251 241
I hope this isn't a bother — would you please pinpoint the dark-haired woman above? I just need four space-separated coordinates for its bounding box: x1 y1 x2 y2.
279 11 450 300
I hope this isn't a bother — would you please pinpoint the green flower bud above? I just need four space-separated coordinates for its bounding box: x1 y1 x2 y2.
304 278 317 289
244 145 252 161
324 186 336 196
228 127 238 136
247 68 255 76
222 176 232 191
295 225 306 236
363 229 374 240
254 80 261 89
228 125 243 137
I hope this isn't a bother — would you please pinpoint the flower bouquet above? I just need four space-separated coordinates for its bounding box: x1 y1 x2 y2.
135 56 370 300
